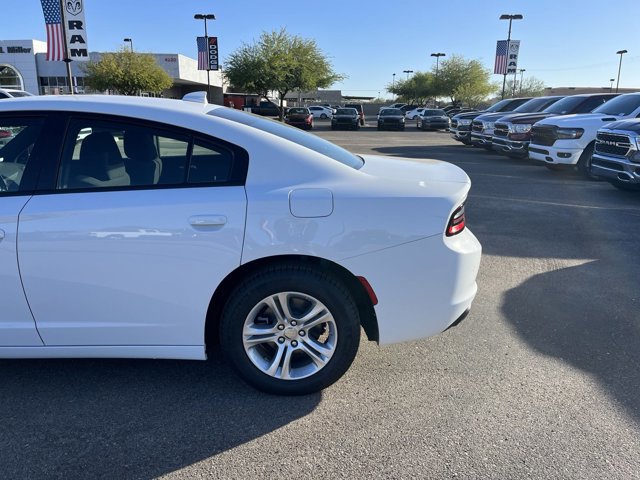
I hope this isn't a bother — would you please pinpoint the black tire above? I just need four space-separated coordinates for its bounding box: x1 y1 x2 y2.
220 264 361 395
320 113 328 119
377 126 382 131
576 143 599 180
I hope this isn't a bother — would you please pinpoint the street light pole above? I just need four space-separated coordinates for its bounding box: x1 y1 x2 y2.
123 38 133 52
392 73 396 100
609 78 615 91
499 14 523 99
430 53 445 106
518 68 526 95
615 50 627 93
403 70 414 103
194 13 216 102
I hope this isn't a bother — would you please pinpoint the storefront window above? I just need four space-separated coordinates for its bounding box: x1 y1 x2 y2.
0 65 23 89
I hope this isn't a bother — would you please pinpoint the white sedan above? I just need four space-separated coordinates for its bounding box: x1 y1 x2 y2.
405 108 425 120
307 105 334 119
0 93 481 395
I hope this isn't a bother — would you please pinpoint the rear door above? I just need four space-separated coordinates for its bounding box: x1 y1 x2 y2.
18 114 248 347
0 114 48 345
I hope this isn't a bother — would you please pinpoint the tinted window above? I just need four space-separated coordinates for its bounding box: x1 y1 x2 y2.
579 95 615 113
0 117 44 193
514 97 561 113
423 109 446 116
188 139 234 184
381 109 403 116
288 108 308 114
485 99 513 112
209 108 363 169
336 109 357 115
543 96 586 115
592 94 640 116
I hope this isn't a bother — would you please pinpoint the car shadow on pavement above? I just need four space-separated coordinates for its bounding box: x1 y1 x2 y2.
372 144 495 160
501 259 640 423
0 351 319 479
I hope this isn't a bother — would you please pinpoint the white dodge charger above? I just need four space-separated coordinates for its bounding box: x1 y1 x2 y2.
0 93 481 395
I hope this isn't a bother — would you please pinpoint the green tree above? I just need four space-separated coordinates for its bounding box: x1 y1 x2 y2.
504 76 546 97
437 55 498 107
225 29 344 120
83 48 172 95
388 72 437 104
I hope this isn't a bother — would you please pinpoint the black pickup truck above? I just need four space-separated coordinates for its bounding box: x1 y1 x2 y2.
244 101 282 117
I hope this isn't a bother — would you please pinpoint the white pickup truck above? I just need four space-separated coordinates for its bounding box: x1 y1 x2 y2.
528 93 640 177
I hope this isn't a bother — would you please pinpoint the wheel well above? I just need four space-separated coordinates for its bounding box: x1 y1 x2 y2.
204 255 379 349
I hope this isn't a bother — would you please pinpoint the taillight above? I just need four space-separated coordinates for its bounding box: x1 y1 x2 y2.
446 204 466 236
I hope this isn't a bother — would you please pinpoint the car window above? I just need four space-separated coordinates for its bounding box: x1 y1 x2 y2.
188 139 234 184
336 109 356 115
579 95 613 113
592 95 640 116
288 108 308 114
0 117 44 194
542 96 585 115
381 109 403 116
423 109 446 116
209 108 363 169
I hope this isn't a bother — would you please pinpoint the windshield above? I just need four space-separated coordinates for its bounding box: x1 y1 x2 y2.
381 109 403 116
209 107 364 169
543 96 585 115
486 99 513 112
423 109 446 116
592 94 640 116
514 97 560 113
336 108 357 115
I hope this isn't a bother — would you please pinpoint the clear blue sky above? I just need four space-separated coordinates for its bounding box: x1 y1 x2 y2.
3 0 639 97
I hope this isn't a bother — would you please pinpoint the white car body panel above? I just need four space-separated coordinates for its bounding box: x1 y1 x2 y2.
0 196 43 346
18 187 246 346
0 95 481 360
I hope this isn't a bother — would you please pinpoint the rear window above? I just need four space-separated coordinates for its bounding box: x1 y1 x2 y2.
423 109 446 116
336 109 357 115
209 108 364 169
592 94 640 116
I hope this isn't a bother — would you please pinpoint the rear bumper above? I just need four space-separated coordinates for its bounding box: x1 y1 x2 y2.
591 154 640 184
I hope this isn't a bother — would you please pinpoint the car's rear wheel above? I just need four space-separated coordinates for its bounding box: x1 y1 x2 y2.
576 143 599 180
320 113 328 119
220 265 361 395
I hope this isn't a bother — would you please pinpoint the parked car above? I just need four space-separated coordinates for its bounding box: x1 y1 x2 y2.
471 96 564 149
492 93 619 158
285 107 314 130
331 108 360 130
0 128 14 146
416 109 451 131
0 92 481 395
308 105 334 119
0 88 34 99
377 108 406 130
450 98 532 145
590 119 640 191
405 108 425 120
344 103 365 126
388 103 407 109
529 93 640 177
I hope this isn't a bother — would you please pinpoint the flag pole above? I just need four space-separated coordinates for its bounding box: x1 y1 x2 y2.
58 0 74 95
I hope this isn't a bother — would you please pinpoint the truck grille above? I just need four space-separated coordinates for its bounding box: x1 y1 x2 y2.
472 120 483 133
531 125 557 146
494 123 509 138
595 132 633 158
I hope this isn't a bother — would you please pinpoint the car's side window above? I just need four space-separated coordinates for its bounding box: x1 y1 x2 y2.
57 119 190 190
188 139 234 184
0 117 45 194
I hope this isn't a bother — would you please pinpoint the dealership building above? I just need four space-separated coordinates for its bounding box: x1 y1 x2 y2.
0 39 223 102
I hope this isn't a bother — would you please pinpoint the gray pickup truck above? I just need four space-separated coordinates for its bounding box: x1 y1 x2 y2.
591 119 640 191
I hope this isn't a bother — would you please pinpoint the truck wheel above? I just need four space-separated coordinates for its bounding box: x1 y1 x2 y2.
220 264 361 395
576 143 599 180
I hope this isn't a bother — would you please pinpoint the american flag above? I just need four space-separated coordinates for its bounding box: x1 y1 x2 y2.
494 40 508 75
197 37 208 70
41 0 65 61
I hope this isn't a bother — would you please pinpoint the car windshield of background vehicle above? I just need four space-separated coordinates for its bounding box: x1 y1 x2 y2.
485 99 513 112
209 108 364 169
381 109 403 116
424 109 447 116
592 95 640 116
336 109 357 115
288 108 308 115
543 96 585 115
514 97 557 113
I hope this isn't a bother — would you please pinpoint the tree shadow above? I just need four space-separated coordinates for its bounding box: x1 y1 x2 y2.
0 351 319 479
501 259 640 422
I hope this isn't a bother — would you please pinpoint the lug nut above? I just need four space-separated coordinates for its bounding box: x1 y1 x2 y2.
290 320 297 326
278 337 285 344
291 340 298 347
277 324 285 330
299 330 306 336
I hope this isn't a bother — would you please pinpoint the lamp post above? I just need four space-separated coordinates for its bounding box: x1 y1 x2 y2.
615 50 627 93
194 13 216 102
431 53 445 107
392 72 396 100
518 68 526 95
499 14 523 99
123 38 133 52
403 69 413 80
609 78 615 91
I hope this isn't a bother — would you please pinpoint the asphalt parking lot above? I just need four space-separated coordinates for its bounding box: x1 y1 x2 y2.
1 119 639 479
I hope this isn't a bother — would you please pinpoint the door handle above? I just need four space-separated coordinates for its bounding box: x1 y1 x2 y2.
189 215 227 227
